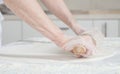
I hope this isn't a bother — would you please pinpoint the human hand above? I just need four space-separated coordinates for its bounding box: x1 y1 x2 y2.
62 29 104 58
62 35 96 58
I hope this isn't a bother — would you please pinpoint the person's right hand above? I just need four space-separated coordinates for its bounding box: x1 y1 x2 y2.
62 28 104 58
62 35 97 58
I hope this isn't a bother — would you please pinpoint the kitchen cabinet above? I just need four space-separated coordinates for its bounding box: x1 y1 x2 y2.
93 20 107 37
22 22 43 40
22 20 76 39
1 15 120 45
53 20 76 36
106 20 119 37
53 20 94 36
23 19 119 38
93 20 119 37
77 20 93 30
2 20 22 45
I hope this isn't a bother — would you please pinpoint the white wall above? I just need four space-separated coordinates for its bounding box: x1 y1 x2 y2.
38 0 120 10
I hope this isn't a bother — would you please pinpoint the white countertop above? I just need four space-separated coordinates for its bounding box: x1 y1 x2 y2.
0 37 120 74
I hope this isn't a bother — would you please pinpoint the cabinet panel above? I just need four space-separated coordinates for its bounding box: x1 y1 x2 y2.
93 20 119 37
53 19 93 36
22 22 43 40
2 20 22 45
54 20 94 36
93 20 107 37
23 20 76 40
77 20 93 30
53 20 76 36
106 20 119 37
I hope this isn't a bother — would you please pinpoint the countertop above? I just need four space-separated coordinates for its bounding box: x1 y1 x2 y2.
3 14 120 20
0 37 120 74
2 10 120 20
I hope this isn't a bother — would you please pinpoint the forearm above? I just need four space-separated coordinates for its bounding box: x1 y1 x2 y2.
4 0 68 46
41 0 84 34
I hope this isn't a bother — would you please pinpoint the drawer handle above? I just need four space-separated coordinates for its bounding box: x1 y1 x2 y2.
60 27 69 30
102 22 107 37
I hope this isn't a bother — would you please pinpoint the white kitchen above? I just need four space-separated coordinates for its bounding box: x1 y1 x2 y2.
0 0 120 74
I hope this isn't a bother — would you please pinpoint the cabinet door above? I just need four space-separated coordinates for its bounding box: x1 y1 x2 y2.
106 20 119 37
77 20 93 30
53 20 93 36
93 20 107 37
22 22 43 40
23 20 76 40
93 20 119 37
2 20 22 45
53 20 76 36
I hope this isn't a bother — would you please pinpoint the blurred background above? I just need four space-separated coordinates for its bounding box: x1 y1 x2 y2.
0 0 120 45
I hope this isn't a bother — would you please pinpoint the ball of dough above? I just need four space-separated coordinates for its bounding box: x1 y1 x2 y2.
71 45 87 58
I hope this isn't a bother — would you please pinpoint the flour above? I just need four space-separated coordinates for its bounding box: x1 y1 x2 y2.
0 42 116 63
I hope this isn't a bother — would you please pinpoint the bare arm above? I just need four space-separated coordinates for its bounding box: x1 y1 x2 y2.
4 0 68 47
41 0 85 34
3 0 96 57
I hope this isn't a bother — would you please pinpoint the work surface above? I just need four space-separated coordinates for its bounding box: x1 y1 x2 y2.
0 37 120 74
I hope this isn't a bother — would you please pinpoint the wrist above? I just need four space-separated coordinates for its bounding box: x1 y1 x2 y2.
71 23 86 35
53 34 71 48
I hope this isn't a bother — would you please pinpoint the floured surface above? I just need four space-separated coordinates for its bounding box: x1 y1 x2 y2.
0 41 116 63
